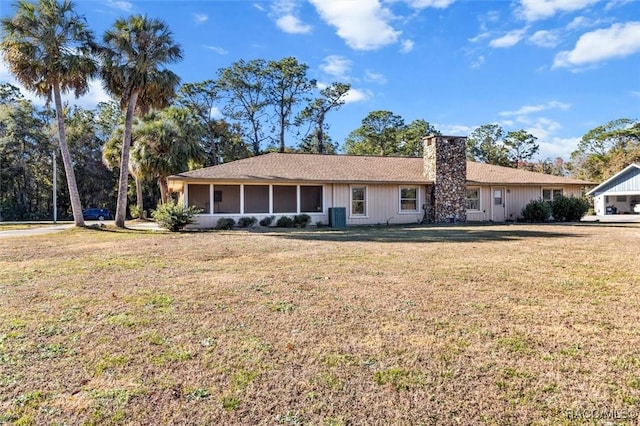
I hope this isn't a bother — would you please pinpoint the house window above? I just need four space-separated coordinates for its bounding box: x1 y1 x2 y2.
300 185 323 213
273 185 297 213
399 187 418 212
244 185 269 213
466 187 480 211
214 185 240 214
616 195 627 202
188 184 210 214
351 186 367 216
542 188 563 202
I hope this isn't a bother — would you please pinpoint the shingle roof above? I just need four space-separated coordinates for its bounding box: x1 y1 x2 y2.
466 161 591 185
169 152 592 186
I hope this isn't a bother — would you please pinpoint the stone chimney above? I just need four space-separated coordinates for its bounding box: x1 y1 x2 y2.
423 135 467 223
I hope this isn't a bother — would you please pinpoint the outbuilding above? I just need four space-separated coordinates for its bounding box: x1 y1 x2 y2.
587 163 640 215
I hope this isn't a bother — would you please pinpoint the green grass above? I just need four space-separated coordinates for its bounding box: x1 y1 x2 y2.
1 224 639 424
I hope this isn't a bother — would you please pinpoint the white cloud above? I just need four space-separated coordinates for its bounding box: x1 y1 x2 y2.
554 21 640 69
567 16 610 30
525 117 562 139
1 59 112 109
517 0 600 22
605 0 634 10
469 32 491 43
630 91 640 98
272 0 312 34
276 15 313 34
343 88 371 104
471 55 485 69
500 101 571 117
528 30 559 48
489 28 528 48
400 39 415 53
209 106 222 119
404 0 456 8
537 136 581 159
320 55 352 79
204 45 228 55
364 70 387 85
309 0 401 50
67 79 113 109
253 3 266 12
105 0 133 12
437 124 476 136
193 13 208 25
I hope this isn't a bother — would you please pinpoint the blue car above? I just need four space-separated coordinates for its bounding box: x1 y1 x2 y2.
82 208 111 220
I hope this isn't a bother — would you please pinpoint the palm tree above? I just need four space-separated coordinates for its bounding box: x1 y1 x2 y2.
1 0 98 226
132 108 204 204
102 123 146 217
100 14 182 227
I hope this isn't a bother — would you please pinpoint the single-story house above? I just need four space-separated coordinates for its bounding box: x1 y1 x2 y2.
586 163 640 215
167 135 593 227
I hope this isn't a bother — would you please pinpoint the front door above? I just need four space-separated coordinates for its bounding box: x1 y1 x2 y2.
492 187 506 222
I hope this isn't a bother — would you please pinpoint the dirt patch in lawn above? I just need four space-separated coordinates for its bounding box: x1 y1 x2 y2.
1 224 639 425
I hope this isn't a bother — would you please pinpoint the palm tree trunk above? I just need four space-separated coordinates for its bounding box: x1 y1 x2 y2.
53 83 85 227
159 176 170 204
135 175 144 219
115 89 139 227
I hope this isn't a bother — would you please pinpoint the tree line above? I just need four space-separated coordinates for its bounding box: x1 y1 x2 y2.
1 0 637 224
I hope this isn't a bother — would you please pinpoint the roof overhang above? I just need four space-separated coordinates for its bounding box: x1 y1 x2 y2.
167 175 431 186
586 163 640 195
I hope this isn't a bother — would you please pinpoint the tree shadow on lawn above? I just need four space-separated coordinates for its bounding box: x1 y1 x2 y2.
264 224 581 244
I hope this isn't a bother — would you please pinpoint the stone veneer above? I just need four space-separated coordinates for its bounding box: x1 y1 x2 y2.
423 135 467 223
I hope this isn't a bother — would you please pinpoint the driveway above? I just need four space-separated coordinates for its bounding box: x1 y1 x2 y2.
0 220 162 238
581 215 640 223
0 223 74 238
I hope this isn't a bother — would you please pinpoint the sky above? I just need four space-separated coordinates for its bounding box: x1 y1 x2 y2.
1 0 639 161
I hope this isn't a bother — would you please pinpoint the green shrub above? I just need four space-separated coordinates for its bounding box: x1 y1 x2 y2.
151 202 202 232
215 217 236 230
551 195 590 222
238 216 258 228
293 214 311 228
316 221 324 228
276 216 295 228
520 199 551 223
129 204 141 219
259 215 275 227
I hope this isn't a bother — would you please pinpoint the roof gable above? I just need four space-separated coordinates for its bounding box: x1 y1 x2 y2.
586 163 640 195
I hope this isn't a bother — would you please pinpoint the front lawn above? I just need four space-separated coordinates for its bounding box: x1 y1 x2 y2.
1 224 639 425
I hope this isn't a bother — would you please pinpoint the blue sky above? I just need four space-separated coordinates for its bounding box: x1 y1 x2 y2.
1 0 639 161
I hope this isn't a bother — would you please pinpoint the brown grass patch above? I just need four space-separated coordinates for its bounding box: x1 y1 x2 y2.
1 224 639 425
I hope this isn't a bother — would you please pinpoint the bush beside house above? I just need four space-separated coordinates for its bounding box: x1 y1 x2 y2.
521 196 590 223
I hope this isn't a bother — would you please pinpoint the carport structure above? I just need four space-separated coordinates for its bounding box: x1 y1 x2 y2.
587 163 640 215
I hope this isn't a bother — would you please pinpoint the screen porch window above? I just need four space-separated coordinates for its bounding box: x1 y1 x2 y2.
300 186 323 213
273 185 297 213
188 184 210 214
244 185 269 213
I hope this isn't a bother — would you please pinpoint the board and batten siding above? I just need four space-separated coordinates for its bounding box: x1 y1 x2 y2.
466 184 584 222
331 183 426 225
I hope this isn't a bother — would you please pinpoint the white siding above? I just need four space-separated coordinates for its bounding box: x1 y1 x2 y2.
466 187 491 221
332 183 425 225
178 180 585 226
467 184 584 222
